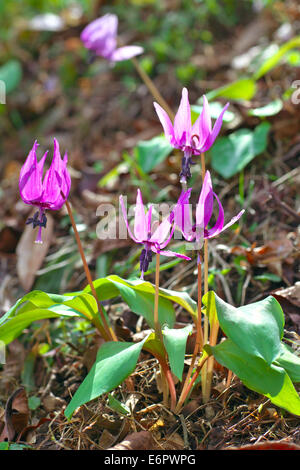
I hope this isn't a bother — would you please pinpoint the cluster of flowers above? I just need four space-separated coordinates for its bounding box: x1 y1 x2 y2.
19 13 244 276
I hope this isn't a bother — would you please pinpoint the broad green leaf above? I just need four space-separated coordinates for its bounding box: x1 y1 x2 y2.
248 99 283 117
211 121 271 178
143 331 165 360
84 275 197 328
0 291 98 344
135 135 173 173
213 293 284 365
205 78 257 101
212 339 300 416
274 343 300 383
0 60 22 94
0 307 81 345
254 36 300 79
64 337 148 419
162 324 193 381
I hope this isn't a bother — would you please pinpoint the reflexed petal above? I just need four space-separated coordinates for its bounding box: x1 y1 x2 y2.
202 102 229 152
196 170 214 229
218 209 245 234
119 195 139 243
205 192 225 238
153 102 174 143
192 95 212 149
149 215 172 245
173 189 193 240
174 88 191 146
151 247 191 261
19 140 39 191
134 189 148 241
110 45 144 62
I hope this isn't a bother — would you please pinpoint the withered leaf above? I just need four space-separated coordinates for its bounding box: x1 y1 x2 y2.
0 387 30 442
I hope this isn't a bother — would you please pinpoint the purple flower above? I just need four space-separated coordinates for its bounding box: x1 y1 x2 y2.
154 88 229 183
19 138 71 243
120 189 191 279
174 171 244 248
80 14 143 63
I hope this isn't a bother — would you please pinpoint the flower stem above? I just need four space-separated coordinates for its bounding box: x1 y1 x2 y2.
175 252 203 411
131 57 175 121
154 253 163 343
200 152 210 402
175 354 209 414
64 199 117 342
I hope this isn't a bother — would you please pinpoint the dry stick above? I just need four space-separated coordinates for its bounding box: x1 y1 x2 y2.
130 57 175 121
175 253 204 413
64 199 117 342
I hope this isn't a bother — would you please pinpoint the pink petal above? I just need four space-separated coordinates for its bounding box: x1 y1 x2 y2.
153 102 174 143
19 141 43 203
174 88 192 146
152 247 191 261
192 95 212 149
202 102 229 152
149 215 172 245
81 14 118 43
205 192 225 238
109 45 144 62
134 189 148 241
196 170 214 230
119 195 139 243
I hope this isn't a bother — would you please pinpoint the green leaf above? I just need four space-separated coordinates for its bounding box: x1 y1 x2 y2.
0 59 22 94
162 324 193 381
212 339 300 416
213 293 284 365
248 99 283 117
274 343 300 383
253 36 300 79
0 307 81 345
135 135 173 173
211 121 271 178
64 337 148 419
84 275 197 328
0 291 97 345
205 78 257 101
108 394 130 415
202 291 218 326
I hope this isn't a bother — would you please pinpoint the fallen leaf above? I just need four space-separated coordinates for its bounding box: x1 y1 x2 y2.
16 212 54 290
108 431 157 450
0 387 30 441
226 441 300 450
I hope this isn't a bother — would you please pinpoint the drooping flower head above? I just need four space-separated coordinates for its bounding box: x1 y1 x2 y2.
120 189 191 279
174 171 244 248
80 13 144 63
19 138 71 243
154 88 229 183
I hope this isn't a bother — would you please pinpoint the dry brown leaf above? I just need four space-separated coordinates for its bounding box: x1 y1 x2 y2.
0 387 30 441
16 212 54 290
226 441 300 450
108 431 157 450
